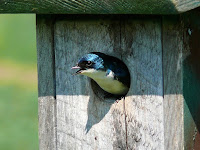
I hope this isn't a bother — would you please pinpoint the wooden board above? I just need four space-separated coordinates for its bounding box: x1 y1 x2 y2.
162 16 184 150
54 16 127 149
121 17 164 149
37 15 57 150
0 0 200 14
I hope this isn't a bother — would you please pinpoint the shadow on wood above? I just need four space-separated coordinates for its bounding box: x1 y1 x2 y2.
183 16 200 149
85 94 114 133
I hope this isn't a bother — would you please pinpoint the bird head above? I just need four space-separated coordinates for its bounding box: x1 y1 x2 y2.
72 52 130 97
72 53 104 76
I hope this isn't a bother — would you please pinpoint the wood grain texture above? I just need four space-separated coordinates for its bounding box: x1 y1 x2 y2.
162 16 184 150
175 0 200 12
52 16 166 149
37 15 57 150
0 0 200 14
36 15 195 150
121 18 164 150
54 17 127 150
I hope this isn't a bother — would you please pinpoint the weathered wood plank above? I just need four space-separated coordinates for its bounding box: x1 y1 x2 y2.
121 17 164 149
162 16 184 150
175 0 200 12
0 0 199 14
54 17 127 150
37 15 57 150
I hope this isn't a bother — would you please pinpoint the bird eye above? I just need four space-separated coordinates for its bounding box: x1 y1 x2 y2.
87 61 92 66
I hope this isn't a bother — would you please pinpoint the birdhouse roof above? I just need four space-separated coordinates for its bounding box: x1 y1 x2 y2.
0 0 200 14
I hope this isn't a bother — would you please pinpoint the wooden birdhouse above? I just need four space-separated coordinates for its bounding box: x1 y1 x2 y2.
1 1 200 149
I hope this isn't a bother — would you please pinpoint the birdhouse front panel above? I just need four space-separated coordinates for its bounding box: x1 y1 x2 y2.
37 13 200 149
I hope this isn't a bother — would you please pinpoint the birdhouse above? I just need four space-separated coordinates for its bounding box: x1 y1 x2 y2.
1 1 200 149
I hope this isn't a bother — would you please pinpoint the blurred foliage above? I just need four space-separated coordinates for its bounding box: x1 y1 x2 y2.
0 14 38 150
0 14 36 64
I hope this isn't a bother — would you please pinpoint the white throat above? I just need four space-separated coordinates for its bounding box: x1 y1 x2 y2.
80 69 128 95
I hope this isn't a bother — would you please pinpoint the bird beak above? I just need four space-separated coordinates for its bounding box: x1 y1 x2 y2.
71 66 81 69
71 65 82 75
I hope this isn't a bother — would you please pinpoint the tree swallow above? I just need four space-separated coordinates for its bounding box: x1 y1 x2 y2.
72 52 130 97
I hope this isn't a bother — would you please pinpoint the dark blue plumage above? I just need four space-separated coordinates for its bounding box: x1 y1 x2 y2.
91 52 130 88
72 52 130 96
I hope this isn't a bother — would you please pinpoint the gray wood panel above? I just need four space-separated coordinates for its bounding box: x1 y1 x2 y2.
0 0 200 14
121 18 164 150
54 17 127 150
37 15 57 150
162 17 184 150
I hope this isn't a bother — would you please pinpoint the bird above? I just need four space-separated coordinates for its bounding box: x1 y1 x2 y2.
71 52 130 98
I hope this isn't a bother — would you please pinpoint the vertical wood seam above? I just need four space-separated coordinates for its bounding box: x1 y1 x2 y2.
52 16 58 150
161 16 165 150
161 16 164 100
181 21 185 150
160 18 165 149
52 16 56 100
120 16 128 149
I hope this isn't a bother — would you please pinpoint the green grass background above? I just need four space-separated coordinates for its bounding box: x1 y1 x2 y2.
0 14 38 150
